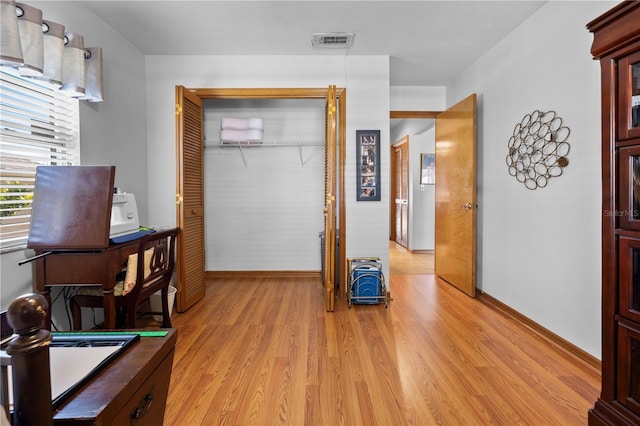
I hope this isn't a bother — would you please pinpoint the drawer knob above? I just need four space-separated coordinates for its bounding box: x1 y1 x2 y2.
131 393 153 419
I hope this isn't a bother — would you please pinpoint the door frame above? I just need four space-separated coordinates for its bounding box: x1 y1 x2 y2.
389 105 477 294
390 135 409 247
181 87 347 301
389 111 442 252
390 111 440 119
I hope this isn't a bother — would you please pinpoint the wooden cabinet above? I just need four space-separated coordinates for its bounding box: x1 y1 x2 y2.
52 330 177 425
108 349 174 426
587 2 640 425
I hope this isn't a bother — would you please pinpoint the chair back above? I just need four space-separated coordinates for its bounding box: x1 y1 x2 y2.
127 228 179 303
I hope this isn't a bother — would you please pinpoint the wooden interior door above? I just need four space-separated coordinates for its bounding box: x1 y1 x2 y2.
434 94 477 297
175 86 206 311
323 85 337 311
392 137 409 248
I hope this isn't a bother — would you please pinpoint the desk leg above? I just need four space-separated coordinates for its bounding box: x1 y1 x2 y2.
102 290 116 329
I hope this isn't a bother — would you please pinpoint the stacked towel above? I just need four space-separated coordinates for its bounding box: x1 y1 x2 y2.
221 117 263 130
220 117 264 143
220 129 264 143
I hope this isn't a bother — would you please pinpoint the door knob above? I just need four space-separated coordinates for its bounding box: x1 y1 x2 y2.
461 202 474 209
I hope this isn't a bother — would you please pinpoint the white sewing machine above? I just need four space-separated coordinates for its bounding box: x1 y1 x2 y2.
109 193 140 238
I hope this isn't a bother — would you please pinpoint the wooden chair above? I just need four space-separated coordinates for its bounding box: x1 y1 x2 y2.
70 228 179 330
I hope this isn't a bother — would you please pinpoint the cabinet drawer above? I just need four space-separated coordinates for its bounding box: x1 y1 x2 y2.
617 319 640 416
110 349 174 426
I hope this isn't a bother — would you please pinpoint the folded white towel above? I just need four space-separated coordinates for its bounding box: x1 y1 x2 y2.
221 117 264 131
220 128 263 143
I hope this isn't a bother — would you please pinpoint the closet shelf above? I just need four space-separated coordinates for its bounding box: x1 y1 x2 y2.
206 140 324 168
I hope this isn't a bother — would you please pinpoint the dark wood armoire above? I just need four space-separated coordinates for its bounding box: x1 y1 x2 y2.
587 2 640 425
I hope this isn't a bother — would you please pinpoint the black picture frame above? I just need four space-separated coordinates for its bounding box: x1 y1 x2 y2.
356 130 381 201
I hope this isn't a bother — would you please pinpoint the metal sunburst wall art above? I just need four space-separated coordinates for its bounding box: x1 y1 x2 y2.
506 110 570 190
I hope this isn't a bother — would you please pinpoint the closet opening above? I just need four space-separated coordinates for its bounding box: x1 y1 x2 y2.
176 87 346 312
204 98 326 273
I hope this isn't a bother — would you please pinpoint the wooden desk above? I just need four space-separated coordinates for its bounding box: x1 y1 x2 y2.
52 329 177 425
33 239 140 330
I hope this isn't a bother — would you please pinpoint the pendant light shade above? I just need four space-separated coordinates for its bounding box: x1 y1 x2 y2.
16 2 43 77
2 1 103 102
0 0 23 68
61 32 85 97
36 20 65 87
82 47 103 102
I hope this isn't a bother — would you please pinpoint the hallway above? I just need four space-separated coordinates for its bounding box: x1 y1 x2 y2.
389 241 434 275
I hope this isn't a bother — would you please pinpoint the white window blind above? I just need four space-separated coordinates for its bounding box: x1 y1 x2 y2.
0 69 80 251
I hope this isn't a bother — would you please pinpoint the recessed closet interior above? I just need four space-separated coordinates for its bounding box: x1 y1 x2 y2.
203 98 327 272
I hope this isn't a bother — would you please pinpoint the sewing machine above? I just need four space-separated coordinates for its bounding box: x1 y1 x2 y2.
110 192 140 239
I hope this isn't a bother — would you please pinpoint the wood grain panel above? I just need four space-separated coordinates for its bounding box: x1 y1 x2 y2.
323 85 337 311
435 94 477 297
390 110 442 119
391 141 410 247
176 86 205 312
164 275 600 425
193 88 331 99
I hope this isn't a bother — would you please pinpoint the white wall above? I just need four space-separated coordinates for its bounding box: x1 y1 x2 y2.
409 129 435 250
344 58 391 276
447 0 617 358
145 55 391 280
1 2 147 323
31 1 149 223
390 86 446 111
203 99 325 271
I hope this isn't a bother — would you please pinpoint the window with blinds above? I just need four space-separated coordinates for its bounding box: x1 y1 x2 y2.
0 69 80 251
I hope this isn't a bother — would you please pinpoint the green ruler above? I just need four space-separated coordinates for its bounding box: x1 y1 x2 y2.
52 330 168 337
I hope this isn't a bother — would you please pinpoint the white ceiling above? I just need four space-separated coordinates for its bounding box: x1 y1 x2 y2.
80 0 546 86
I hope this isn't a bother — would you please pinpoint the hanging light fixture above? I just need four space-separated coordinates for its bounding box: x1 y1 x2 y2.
82 47 103 102
16 2 43 77
35 20 65 87
0 0 23 68
1 0 103 102
61 32 85 97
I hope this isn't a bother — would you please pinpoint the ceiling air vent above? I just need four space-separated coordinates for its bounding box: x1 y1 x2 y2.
311 32 355 49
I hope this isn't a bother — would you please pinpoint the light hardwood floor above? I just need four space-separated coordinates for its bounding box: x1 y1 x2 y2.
389 242 434 275
163 254 600 425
